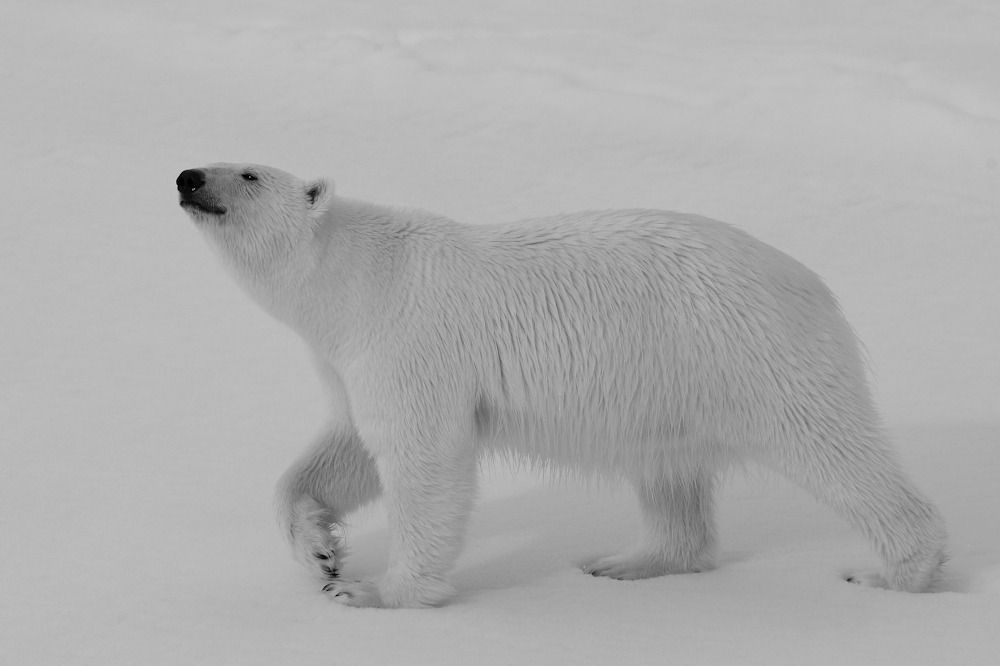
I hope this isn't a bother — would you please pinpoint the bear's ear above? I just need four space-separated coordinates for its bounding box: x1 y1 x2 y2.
304 178 334 219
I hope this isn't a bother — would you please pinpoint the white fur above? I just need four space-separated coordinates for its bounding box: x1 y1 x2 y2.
180 163 946 607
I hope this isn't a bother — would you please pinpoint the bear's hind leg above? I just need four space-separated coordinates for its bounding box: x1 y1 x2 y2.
276 427 382 581
585 471 717 579
764 429 946 592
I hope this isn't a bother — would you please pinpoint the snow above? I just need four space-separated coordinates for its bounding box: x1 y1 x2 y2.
1 0 998 663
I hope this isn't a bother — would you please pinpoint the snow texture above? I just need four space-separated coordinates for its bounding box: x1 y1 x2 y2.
1 0 998 664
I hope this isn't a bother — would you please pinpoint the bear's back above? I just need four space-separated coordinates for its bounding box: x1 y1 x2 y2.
421 210 865 467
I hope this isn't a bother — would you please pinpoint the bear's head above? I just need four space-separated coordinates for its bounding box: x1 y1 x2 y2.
177 163 333 274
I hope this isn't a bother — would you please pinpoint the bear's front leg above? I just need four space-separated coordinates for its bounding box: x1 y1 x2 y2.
277 426 382 581
323 432 479 608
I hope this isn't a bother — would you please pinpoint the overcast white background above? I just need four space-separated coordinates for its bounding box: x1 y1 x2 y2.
1 1 998 664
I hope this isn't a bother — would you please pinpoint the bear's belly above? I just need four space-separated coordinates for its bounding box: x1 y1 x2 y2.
474 396 726 478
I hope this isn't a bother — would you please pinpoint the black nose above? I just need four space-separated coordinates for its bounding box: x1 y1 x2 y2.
176 169 206 193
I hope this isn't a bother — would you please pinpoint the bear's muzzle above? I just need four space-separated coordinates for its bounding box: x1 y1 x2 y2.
177 168 227 216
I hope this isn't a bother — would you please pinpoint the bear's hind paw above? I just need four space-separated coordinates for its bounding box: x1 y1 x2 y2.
584 552 706 580
844 571 889 589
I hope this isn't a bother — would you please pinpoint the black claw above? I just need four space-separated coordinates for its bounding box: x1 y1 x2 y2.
322 566 339 578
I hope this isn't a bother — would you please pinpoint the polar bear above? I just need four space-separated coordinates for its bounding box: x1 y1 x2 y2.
176 163 946 608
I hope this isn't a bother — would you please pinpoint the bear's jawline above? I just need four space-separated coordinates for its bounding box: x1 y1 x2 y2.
181 200 227 216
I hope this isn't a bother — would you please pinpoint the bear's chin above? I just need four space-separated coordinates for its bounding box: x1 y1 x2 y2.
180 200 228 218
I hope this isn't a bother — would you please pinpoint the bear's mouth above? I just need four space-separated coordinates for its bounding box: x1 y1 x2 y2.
180 200 227 216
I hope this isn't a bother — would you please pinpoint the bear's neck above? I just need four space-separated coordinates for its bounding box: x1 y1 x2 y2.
204 225 317 324
204 202 388 358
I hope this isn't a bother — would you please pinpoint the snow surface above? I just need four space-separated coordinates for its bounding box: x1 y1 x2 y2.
2 0 999 664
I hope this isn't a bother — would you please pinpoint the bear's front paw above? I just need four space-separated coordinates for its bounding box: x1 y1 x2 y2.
323 579 384 608
299 523 345 581
309 541 341 581
288 498 345 581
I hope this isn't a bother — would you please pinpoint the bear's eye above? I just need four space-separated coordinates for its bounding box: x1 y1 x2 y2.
241 172 258 182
